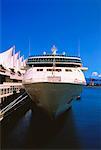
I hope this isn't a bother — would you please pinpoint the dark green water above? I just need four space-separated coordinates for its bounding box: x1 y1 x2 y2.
1 87 101 149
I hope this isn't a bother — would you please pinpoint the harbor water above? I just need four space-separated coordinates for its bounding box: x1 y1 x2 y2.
1 87 101 149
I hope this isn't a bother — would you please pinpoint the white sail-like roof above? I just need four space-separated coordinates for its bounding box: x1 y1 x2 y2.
5 51 19 70
23 59 27 67
13 52 19 68
15 56 22 71
15 56 25 71
0 46 15 68
0 46 26 73
9 56 14 68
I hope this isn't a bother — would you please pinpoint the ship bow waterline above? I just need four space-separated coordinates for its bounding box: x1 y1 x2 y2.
24 82 82 116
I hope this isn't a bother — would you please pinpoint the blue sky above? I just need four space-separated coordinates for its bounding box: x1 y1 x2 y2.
0 0 101 77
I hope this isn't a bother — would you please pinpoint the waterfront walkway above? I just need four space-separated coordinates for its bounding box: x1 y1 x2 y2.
0 82 25 121
0 90 28 121
0 83 22 102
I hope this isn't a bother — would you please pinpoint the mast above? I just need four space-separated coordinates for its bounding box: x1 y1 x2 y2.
51 45 57 76
78 39 80 57
28 39 31 56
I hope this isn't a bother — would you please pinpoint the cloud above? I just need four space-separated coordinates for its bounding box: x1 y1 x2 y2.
98 74 101 78
91 72 98 76
91 72 101 78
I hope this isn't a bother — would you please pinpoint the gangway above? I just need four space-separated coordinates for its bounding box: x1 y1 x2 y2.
0 92 28 121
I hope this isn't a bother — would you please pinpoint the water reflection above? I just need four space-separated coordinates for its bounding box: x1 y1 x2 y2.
1 87 101 149
1 104 80 149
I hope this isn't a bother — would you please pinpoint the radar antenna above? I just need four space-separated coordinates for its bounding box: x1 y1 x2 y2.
51 45 57 55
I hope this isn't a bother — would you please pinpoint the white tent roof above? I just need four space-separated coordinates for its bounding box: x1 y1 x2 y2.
0 46 15 68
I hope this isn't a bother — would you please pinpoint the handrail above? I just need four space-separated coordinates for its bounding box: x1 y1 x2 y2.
0 93 28 121
0 83 22 99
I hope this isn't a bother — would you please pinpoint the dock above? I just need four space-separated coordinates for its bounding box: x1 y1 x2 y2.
0 82 22 102
0 83 29 121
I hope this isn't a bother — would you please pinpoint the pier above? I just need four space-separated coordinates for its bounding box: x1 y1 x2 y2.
0 92 28 121
0 46 27 121
0 83 26 121
0 83 22 102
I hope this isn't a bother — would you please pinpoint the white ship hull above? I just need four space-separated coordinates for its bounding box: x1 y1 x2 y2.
24 82 82 117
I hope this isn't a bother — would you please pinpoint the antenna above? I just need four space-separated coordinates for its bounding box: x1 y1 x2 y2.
78 39 80 57
28 39 31 56
51 45 57 55
51 45 57 76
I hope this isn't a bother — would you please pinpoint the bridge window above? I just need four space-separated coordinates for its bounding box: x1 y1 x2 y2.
47 69 61 72
1 89 3 95
37 69 43 71
47 69 52 71
56 69 62 72
65 69 72 72
4 89 6 94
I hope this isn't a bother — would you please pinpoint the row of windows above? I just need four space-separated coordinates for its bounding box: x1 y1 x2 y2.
28 58 81 63
0 87 20 95
36 68 73 72
27 63 81 67
47 69 62 72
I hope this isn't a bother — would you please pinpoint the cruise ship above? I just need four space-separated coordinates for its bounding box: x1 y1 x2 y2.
23 46 88 117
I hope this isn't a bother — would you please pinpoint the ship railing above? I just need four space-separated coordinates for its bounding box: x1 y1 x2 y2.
0 92 28 121
0 83 23 102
